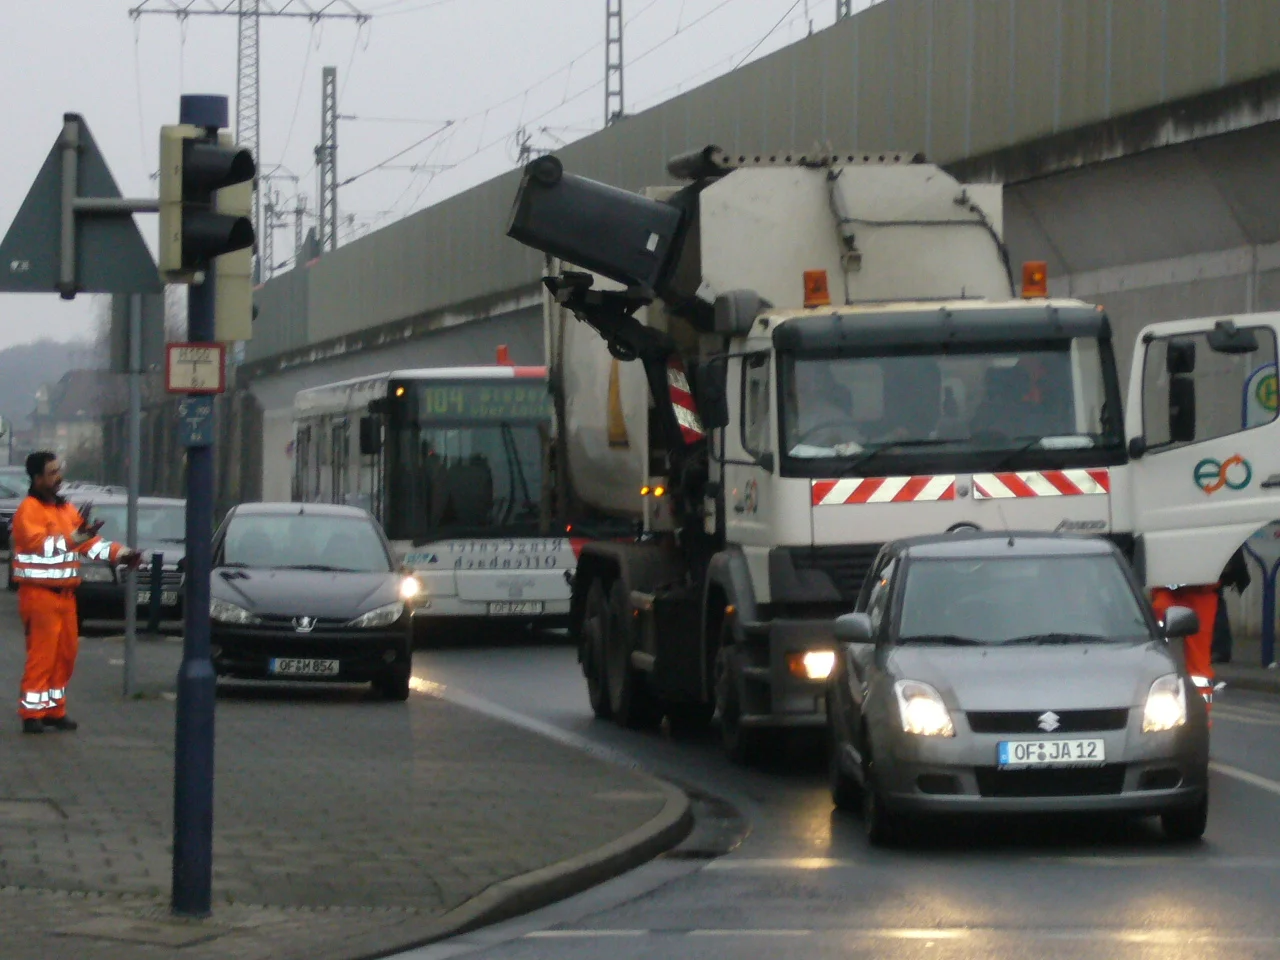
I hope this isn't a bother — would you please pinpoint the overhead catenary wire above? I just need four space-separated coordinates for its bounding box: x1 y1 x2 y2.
735 0 806 69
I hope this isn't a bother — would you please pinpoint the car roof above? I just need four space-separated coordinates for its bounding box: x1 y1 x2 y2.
231 501 372 519
72 495 185 508
888 531 1118 561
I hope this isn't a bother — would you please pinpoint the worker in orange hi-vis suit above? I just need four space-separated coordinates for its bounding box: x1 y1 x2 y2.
11 452 140 735
1150 584 1220 713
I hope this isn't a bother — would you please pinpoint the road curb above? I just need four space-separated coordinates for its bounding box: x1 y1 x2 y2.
355 774 691 959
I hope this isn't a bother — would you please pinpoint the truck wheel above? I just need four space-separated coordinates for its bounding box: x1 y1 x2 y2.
605 580 659 729
715 640 771 765
582 581 612 719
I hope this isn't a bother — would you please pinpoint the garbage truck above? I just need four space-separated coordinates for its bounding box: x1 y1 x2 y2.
506 145 1280 762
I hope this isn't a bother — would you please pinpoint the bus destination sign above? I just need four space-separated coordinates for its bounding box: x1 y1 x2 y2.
404 381 552 420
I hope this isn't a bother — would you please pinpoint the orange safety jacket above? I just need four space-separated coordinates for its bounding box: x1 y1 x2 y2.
10 493 123 586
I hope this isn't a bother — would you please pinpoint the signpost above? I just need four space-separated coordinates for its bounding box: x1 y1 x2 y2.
0 101 254 920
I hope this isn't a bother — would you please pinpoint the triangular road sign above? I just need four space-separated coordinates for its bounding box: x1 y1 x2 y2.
0 115 161 295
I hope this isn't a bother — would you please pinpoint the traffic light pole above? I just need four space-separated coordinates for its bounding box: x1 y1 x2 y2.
170 93 227 920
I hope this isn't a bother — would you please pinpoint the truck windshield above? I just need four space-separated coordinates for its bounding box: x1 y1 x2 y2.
778 338 1124 476
383 379 548 543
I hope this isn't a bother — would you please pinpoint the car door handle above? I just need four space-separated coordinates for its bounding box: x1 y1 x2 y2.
1262 474 1280 489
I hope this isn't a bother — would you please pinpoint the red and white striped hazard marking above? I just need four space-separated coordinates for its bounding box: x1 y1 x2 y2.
812 476 957 506
666 357 705 444
972 470 1110 499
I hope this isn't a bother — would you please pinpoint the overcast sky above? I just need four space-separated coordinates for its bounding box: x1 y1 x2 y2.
0 0 876 352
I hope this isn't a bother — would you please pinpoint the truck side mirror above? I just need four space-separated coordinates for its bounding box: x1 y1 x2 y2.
1168 374 1196 443
694 357 730 430
714 290 770 335
1207 319 1259 355
1166 339 1196 375
359 417 381 456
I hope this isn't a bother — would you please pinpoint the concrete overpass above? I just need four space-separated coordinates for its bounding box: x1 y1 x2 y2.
237 0 1280 508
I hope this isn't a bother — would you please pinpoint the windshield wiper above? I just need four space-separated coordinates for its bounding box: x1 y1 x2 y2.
837 439 955 476
1001 633 1111 645
900 634 985 646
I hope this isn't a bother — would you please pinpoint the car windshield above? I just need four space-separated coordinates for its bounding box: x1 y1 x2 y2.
897 554 1149 644
778 338 1123 475
90 504 186 543
222 513 391 572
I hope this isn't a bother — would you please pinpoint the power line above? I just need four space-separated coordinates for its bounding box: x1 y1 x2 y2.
339 121 455 186
735 0 805 69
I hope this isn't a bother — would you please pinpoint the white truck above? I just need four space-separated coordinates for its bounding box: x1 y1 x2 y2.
506 146 1280 762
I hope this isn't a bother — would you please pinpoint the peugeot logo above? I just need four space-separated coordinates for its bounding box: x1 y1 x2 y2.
292 616 316 634
1038 710 1061 733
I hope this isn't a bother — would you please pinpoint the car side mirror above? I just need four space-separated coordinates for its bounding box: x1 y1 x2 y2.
833 612 874 643
1162 605 1199 639
1168 375 1196 443
359 417 381 456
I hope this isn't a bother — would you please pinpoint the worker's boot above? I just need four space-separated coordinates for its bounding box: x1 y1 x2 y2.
21 719 44 735
41 716 78 732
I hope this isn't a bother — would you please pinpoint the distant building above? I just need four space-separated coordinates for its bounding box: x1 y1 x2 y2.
26 370 125 481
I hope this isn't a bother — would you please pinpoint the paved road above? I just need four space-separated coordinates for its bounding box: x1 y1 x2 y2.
407 639 1280 959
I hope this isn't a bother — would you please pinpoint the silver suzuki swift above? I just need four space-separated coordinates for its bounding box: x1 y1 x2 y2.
826 532 1210 846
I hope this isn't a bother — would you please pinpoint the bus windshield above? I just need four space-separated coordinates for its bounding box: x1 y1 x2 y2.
384 380 549 542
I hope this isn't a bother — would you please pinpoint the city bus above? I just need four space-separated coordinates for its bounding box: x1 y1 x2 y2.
292 361 579 630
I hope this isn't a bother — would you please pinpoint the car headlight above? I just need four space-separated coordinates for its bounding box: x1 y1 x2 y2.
348 601 405 629
399 576 422 602
80 563 114 583
209 598 262 625
1143 673 1187 733
894 679 955 737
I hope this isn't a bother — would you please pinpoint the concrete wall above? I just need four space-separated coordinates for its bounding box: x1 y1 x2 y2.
249 0 1280 364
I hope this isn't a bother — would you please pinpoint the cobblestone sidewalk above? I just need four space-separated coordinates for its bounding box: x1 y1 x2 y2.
0 593 685 960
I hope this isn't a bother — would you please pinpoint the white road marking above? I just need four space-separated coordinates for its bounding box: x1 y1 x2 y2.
522 928 1280 942
1213 705 1280 726
1211 761 1280 798
703 857 859 870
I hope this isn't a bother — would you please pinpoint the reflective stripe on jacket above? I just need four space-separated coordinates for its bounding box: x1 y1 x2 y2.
10 495 122 587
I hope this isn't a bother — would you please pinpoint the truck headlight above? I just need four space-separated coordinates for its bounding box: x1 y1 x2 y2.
209 598 262 625
894 679 955 737
1143 674 1187 733
80 563 114 583
787 649 836 681
348 601 404 629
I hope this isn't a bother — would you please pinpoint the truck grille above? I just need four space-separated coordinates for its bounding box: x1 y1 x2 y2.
789 544 883 602
966 708 1129 734
975 764 1126 798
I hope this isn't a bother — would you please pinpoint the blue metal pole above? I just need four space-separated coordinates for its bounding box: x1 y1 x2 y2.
171 93 225 920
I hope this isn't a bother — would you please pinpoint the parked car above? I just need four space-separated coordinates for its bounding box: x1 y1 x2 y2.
74 495 186 625
209 502 419 700
0 470 26 551
827 532 1210 846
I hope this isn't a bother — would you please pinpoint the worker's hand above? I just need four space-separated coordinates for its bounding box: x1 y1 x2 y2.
119 549 144 570
82 519 105 537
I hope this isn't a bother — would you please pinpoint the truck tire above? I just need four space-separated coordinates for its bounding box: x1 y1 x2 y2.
715 627 773 765
605 580 659 729
581 580 612 719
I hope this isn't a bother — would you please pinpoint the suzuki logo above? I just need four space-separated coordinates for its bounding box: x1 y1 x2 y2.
1038 711 1061 733
292 616 316 634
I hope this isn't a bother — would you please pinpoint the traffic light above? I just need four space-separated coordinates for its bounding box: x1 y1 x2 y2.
158 124 255 281
212 132 254 341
